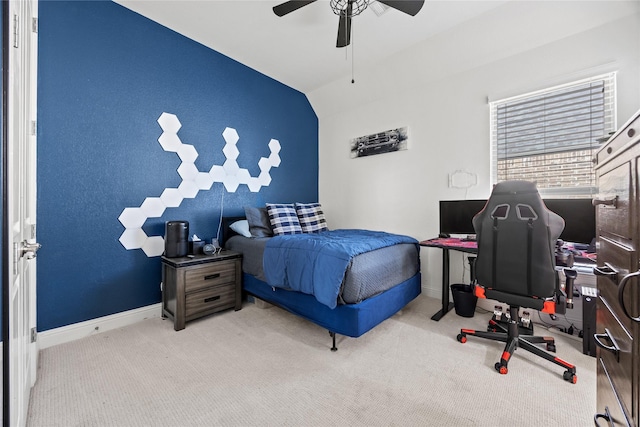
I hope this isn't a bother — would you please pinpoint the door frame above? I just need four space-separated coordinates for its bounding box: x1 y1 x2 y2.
3 1 12 423
3 1 39 425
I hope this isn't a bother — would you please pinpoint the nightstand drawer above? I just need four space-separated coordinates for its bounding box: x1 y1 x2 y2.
185 284 236 319
184 260 236 293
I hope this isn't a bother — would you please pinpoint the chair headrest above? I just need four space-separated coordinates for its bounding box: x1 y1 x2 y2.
476 180 564 240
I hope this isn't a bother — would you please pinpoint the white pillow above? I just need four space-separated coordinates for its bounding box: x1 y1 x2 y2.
230 219 252 238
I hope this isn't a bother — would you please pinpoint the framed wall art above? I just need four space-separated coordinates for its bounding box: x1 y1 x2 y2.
350 127 408 159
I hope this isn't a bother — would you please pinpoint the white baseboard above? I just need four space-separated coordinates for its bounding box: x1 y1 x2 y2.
35 286 449 349
421 284 442 299
38 303 162 350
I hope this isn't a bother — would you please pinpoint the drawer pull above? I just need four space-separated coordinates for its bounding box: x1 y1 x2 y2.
593 328 620 363
593 406 613 427
593 264 619 284
592 195 618 208
204 295 220 303
617 269 640 322
204 273 221 280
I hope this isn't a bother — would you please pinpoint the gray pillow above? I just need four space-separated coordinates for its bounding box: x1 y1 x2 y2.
244 206 274 238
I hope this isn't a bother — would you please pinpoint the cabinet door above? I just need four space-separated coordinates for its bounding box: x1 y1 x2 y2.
597 236 637 334
597 357 633 427
597 162 632 242
596 296 634 423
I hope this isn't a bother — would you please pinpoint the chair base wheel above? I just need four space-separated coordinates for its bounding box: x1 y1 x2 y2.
495 363 508 375
547 344 556 352
457 333 467 343
563 371 577 384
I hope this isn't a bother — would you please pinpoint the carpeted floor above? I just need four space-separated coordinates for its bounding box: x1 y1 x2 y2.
26 294 596 426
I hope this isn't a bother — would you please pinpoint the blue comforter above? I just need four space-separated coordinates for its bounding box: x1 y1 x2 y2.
263 229 418 309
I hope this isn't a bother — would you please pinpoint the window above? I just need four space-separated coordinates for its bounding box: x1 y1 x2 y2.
490 73 616 198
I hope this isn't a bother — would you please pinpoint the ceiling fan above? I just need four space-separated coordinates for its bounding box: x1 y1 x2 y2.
273 0 425 48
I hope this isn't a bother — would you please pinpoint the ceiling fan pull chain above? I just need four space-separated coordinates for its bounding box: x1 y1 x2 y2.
351 37 355 84
351 23 355 84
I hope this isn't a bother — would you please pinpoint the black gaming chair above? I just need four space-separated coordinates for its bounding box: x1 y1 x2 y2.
456 180 577 383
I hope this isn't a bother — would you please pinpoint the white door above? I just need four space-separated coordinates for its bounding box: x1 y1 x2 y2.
5 0 39 425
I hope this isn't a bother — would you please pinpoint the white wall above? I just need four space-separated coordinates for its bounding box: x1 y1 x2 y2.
308 1 640 298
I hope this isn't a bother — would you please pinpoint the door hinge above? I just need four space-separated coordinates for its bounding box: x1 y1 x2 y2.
13 14 18 48
30 327 37 343
31 120 37 136
32 17 38 34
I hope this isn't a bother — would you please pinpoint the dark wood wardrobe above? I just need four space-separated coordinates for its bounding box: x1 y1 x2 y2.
594 108 640 427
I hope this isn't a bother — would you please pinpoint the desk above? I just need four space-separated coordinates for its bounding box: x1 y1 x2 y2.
419 238 477 321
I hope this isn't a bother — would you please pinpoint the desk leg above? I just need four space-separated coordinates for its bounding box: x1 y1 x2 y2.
431 248 454 321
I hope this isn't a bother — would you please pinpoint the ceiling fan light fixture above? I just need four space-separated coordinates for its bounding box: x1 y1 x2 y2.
330 0 369 18
368 1 390 17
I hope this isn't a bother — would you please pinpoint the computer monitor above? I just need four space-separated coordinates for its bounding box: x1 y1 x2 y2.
439 198 596 245
544 198 596 245
438 200 485 237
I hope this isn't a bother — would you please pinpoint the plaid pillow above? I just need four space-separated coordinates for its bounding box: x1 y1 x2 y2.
266 203 303 235
295 203 328 233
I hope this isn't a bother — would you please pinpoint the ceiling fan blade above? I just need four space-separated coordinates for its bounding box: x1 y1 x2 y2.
273 0 317 17
336 1 352 48
377 0 424 16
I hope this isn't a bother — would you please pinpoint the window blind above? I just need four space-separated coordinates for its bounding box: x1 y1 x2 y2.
490 72 616 197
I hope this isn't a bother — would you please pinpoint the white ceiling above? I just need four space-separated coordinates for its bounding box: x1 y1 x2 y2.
115 0 511 93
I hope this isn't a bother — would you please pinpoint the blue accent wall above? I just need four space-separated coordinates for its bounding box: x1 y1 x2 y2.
36 1 318 331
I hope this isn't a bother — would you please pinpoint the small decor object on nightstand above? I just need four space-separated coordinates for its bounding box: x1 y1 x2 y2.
189 234 204 255
161 250 242 331
203 239 221 255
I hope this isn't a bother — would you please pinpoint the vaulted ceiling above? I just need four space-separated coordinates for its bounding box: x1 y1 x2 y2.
115 0 511 93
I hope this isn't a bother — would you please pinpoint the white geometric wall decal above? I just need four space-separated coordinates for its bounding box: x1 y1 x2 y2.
118 112 281 257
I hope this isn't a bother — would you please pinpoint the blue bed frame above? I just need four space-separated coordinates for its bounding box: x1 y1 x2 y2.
223 217 422 350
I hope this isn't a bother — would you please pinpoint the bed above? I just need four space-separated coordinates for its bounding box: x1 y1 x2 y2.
221 206 421 350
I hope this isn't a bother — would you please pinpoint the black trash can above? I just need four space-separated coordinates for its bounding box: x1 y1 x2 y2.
451 283 478 317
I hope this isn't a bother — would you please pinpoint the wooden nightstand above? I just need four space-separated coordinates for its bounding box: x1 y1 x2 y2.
161 250 242 331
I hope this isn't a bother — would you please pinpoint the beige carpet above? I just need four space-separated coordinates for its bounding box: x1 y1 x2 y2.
27 294 596 426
